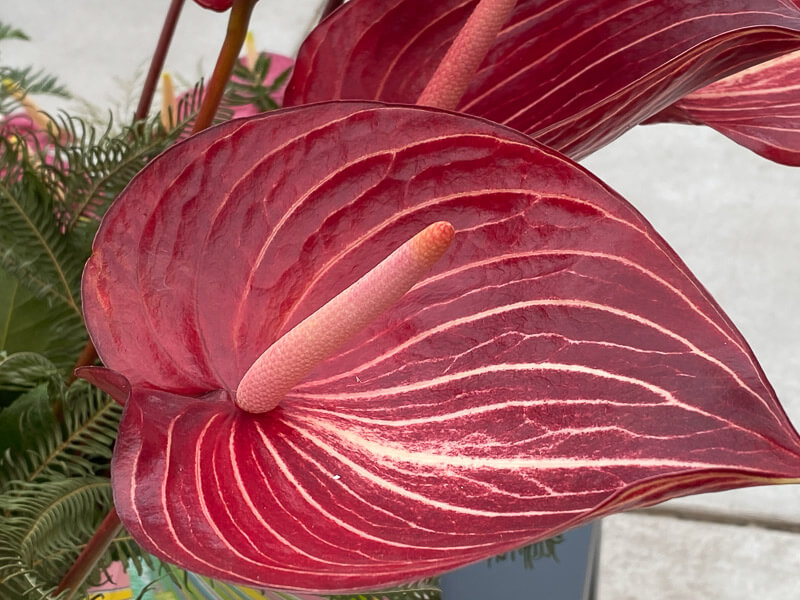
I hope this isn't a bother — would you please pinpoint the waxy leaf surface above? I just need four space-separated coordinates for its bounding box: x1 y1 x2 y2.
82 102 800 592
647 49 800 165
285 0 800 159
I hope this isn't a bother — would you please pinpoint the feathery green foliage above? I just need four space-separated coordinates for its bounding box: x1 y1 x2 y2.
227 53 292 112
0 378 127 598
0 22 29 43
0 378 122 486
0 21 70 115
0 135 83 314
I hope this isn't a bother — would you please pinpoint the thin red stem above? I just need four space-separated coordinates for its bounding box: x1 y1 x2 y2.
53 508 123 600
134 0 186 122
67 341 99 387
191 0 259 134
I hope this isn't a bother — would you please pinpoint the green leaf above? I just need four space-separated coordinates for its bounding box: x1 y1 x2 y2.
0 352 61 393
0 383 56 457
0 267 86 372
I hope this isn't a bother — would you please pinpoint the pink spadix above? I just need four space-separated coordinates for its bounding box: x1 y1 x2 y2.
417 0 517 110
235 221 456 413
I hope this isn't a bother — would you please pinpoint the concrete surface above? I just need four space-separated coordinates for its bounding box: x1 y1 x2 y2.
4 2 800 598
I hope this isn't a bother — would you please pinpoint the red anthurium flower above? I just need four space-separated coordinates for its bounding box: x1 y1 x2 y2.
646 49 800 166
284 0 800 161
81 102 800 593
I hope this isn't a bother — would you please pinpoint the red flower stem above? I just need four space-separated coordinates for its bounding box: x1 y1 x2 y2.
236 222 455 413
134 0 186 122
318 0 344 22
67 341 99 387
191 0 259 134
53 508 123 600
417 0 517 110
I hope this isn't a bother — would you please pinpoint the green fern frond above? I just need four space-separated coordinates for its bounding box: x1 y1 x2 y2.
0 352 61 392
0 475 113 598
226 54 291 112
0 379 122 487
0 21 29 43
166 79 236 141
0 65 70 113
0 21 70 116
0 136 84 318
44 96 227 250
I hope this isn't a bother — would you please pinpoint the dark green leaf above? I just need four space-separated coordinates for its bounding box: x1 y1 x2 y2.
0 352 61 393
0 383 56 457
0 267 86 372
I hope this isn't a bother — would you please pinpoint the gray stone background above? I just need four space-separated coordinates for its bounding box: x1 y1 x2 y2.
4 1 800 597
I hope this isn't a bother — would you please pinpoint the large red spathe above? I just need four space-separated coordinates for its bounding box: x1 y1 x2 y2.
284 0 800 161
81 102 800 592
647 49 800 166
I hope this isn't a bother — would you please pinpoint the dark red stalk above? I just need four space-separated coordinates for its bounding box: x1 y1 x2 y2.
67 342 98 386
191 0 260 134
134 0 187 122
53 508 123 600
417 0 517 110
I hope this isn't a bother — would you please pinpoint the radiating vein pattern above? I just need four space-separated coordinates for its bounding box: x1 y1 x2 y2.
647 48 800 165
284 0 800 159
87 103 800 592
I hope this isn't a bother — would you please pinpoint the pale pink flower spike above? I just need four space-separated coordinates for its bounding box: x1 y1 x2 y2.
235 221 456 413
417 0 518 110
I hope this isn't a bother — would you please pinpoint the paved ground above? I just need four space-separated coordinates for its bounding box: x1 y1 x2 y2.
5 2 800 598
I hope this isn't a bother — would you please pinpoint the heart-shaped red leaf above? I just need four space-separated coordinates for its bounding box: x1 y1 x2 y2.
646 49 800 165
284 0 800 159
82 102 800 592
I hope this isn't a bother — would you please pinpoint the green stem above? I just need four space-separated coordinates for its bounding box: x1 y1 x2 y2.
191 0 260 134
134 0 187 122
53 508 123 600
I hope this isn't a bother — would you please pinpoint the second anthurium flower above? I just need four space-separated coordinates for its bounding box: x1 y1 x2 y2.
81 101 800 593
